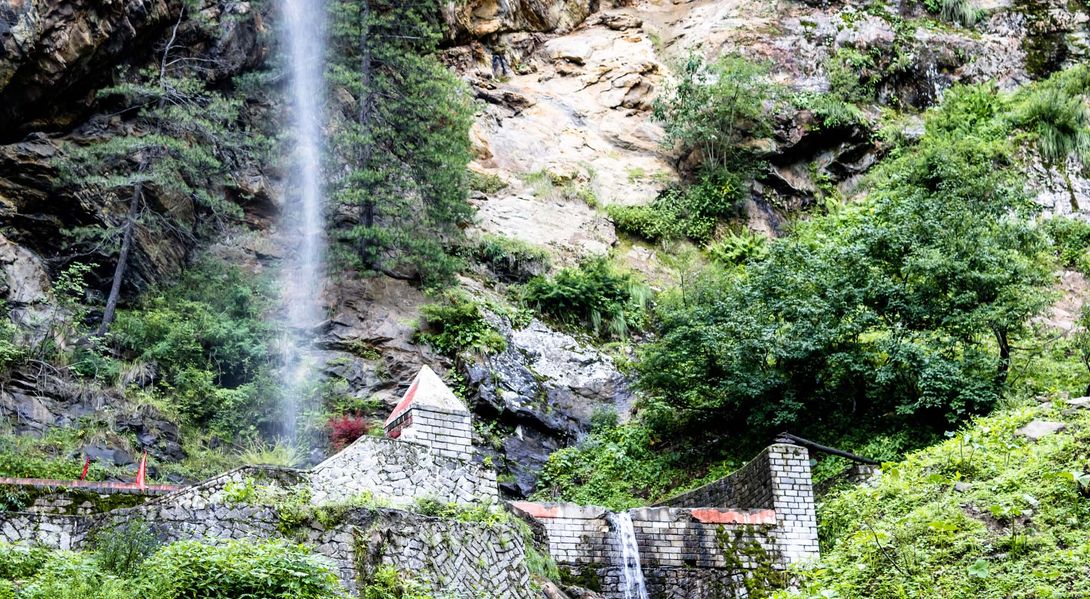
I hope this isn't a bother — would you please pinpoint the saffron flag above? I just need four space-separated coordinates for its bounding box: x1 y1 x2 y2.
135 452 147 489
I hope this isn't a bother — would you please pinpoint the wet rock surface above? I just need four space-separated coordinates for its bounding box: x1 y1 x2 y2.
466 315 634 497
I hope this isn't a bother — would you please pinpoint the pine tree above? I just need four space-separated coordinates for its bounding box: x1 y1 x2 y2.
328 0 474 287
56 9 251 334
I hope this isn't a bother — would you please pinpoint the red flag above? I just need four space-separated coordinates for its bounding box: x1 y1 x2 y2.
79 456 90 481
135 452 147 489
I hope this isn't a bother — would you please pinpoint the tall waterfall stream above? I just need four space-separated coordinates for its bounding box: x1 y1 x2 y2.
277 0 328 440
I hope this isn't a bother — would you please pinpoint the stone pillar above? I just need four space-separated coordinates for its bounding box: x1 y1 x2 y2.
766 443 819 564
384 365 475 462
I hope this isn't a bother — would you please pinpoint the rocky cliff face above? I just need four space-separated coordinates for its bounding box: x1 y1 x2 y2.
1 0 1088 496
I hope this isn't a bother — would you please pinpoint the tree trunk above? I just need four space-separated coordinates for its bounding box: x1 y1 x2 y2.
994 327 1010 385
97 182 143 336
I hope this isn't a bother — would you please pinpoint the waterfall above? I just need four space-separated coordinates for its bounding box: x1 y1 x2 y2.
610 512 649 599
277 0 328 441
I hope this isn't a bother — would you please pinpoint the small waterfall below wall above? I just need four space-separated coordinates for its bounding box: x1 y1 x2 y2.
609 512 650 599
277 0 328 441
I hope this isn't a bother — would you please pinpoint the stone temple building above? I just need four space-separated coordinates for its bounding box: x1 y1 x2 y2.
0 365 820 598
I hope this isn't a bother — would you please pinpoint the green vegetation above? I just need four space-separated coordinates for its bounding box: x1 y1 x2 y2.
923 0 983 26
56 56 258 335
414 293 507 356
637 81 1053 451
0 539 345 599
541 66 1090 508
329 0 474 287
0 303 23 375
475 235 551 284
111 257 277 437
521 257 650 340
533 420 735 510
360 566 433 599
781 401 1090 598
611 54 776 245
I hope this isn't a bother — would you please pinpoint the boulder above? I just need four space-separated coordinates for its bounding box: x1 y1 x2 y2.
1016 420 1067 441
465 316 634 497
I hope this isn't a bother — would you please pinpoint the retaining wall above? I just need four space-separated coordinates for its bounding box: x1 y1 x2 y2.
0 502 534 599
309 436 497 506
658 443 819 564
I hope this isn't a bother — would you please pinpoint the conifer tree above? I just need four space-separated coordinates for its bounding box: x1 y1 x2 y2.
328 0 474 287
56 9 250 334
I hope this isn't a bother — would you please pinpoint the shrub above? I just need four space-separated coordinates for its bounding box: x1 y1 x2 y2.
475 235 551 283
0 543 51 581
0 303 23 375
923 0 982 26
91 520 160 575
16 552 128 599
609 167 746 245
468 171 507 194
1042 217 1090 273
328 413 370 450
521 258 650 340
138 539 344 599
112 257 276 434
414 294 506 356
361 566 433 599
707 230 769 267
238 438 305 468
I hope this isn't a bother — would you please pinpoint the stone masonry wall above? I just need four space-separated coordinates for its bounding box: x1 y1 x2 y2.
309 436 497 506
388 404 475 463
0 502 535 599
658 443 819 565
513 502 781 598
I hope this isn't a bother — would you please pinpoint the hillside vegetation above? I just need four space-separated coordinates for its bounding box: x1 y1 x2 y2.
781 398 1090 598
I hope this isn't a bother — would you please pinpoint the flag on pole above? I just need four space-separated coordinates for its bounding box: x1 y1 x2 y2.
135 452 147 489
79 456 90 481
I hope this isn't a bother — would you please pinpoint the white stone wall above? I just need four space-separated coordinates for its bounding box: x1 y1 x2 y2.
396 405 474 462
309 436 496 506
766 444 819 564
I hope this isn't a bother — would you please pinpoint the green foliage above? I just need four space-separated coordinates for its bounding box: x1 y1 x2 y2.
0 303 24 375
791 91 868 129
0 544 50 582
468 171 508 194
1042 216 1090 273
237 438 305 468
111 256 276 435
533 421 738 510
91 520 160 575
521 258 650 340
923 0 983 26
330 0 474 287
825 13 916 107
707 230 769 267
780 404 1090 598
653 54 779 172
361 566 433 599
138 539 345 599
475 235 551 284
415 293 506 356
637 53 776 244
608 168 747 245
636 80 1053 449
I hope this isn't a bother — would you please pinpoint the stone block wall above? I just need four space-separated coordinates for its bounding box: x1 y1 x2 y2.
512 502 781 598
356 509 534 599
309 436 497 506
0 502 535 599
658 443 819 565
388 404 474 463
